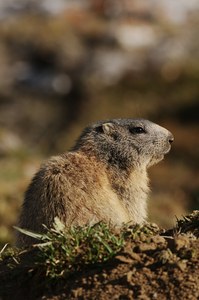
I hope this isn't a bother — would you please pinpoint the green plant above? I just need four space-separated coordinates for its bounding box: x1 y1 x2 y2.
15 218 125 279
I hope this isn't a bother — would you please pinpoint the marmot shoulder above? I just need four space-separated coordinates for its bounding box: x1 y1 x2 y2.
16 119 174 247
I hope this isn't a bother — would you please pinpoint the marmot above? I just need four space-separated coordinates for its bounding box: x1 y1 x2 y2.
16 119 174 247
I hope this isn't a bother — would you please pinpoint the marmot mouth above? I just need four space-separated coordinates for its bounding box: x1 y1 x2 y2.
164 145 171 155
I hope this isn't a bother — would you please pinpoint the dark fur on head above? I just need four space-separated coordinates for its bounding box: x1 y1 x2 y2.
73 119 174 170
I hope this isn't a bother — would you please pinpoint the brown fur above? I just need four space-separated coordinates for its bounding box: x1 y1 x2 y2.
16 119 174 247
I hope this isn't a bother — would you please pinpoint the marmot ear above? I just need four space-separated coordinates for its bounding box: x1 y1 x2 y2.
101 123 115 135
96 123 115 135
95 122 115 135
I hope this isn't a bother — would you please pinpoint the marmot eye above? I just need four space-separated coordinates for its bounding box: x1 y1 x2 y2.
129 127 146 134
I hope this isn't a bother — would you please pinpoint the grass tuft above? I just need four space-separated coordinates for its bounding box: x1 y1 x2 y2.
15 218 125 279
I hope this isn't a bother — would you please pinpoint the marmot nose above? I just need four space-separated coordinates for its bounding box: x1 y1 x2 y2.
168 133 174 144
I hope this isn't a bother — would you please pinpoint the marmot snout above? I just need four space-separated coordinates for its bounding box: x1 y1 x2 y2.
16 119 174 247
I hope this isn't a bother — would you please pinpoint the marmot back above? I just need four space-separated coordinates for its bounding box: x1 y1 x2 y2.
16 119 174 247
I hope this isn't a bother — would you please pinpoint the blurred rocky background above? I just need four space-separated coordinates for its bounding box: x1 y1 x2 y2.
0 0 199 246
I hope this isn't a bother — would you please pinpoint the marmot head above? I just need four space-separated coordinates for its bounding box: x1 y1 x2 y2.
74 119 174 170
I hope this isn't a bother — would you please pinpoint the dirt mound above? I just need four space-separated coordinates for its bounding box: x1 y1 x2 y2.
0 211 199 300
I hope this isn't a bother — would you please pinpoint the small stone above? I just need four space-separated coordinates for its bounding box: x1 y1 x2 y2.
176 260 187 271
174 236 190 251
138 243 157 252
151 236 166 244
115 255 133 264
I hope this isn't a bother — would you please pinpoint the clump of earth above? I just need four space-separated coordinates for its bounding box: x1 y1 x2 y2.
0 211 198 300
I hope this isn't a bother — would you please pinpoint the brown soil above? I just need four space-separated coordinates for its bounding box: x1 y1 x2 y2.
0 214 199 300
44 237 199 300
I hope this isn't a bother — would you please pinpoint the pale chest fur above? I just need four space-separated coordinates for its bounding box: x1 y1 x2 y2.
123 169 150 224
106 167 150 225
